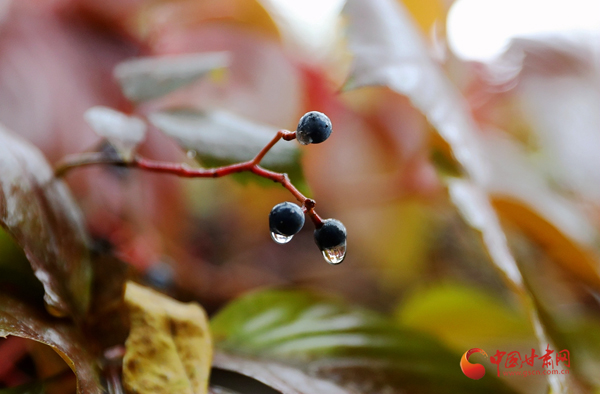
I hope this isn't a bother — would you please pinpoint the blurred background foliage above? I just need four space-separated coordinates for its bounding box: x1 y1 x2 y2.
1 0 600 393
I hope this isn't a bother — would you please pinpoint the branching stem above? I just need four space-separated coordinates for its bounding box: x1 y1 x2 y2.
54 130 324 227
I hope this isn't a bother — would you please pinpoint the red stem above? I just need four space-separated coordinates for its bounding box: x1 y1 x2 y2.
55 130 325 227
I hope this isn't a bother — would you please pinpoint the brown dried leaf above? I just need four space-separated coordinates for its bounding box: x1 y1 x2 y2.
0 294 102 394
123 282 212 394
84 250 130 351
0 124 92 318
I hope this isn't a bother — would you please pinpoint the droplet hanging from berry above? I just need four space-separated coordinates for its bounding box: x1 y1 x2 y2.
271 232 294 244
269 202 305 244
321 244 346 265
314 219 347 265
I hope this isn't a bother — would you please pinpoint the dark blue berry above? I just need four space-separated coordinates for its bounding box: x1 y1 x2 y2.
269 202 305 237
296 111 332 145
314 219 346 250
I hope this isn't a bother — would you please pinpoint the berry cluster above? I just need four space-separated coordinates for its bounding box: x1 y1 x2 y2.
268 112 346 265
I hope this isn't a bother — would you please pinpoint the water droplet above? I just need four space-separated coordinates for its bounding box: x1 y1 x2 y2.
322 244 346 265
187 150 197 159
271 231 293 244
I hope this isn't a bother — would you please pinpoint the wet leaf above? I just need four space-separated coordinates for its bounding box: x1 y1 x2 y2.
114 52 231 103
343 0 526 298
342 2 591 392
0 294 102 394
479 134 600 288
123 282 212 394
0 125 92 318
211 289 517 394
343 0 600 289
447 179 524 288
448 179 575 393
344 0 486 183
149 109 305 186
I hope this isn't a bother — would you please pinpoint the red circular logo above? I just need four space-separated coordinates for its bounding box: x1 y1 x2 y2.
461 348 488 380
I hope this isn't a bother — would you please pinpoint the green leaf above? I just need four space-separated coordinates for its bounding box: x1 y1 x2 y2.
0 125 92 318
0 294 102 394
114 52 230 103
149 109 306 188
211 289 517 394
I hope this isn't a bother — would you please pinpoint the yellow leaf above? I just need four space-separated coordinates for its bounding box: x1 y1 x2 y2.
123 282 212 394
493 199 600 289
396 282 533 351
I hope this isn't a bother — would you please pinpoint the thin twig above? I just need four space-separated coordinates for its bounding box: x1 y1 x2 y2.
54 130 324 227
54 152 124 177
